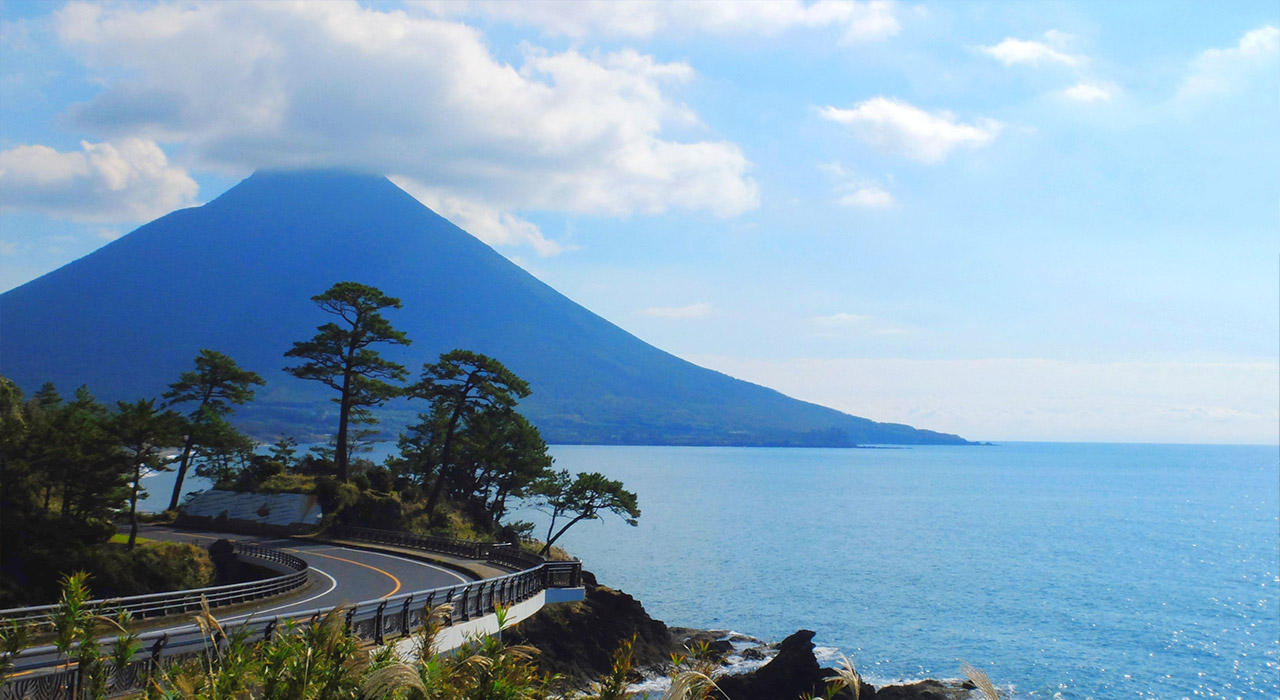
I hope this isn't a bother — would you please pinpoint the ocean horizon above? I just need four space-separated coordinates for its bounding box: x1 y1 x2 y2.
143 440 1279 698
523 442 1279 699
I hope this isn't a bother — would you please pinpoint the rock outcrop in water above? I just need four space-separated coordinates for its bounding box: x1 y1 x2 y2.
505 577 980 699
714 630 977 700
712 630 843 700
503 571 672 686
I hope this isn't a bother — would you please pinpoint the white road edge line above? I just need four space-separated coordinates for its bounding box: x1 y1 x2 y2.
218 565 339 623
329 544 471 585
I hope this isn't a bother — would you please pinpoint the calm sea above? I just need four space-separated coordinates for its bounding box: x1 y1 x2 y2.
527 443 1279 700
145 442 1279 698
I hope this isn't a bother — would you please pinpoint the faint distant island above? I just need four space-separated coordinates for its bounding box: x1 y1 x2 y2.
0 170 969 448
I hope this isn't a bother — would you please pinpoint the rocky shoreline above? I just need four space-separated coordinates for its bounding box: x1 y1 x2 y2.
505 572 981 699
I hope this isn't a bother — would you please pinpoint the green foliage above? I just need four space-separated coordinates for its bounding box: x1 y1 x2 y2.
188 410 258 488
1 388 218 603
666 641 723 700
285 281 411 482
267 435 299 469
530 471 640 555
256 473 320 494
594 635 636 700
0 618 32 683
108 398 186 549
407 350 532 516
164 349 265 511
79 542 215 599
0 381 127 605
315 476 361 514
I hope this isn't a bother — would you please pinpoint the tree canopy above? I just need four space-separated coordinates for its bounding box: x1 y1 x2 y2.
531 470 640 555
408 349 530 515
108 399 184 548
285 281 410 482
162 349 264 510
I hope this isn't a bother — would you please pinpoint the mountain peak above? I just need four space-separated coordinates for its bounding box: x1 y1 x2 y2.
1 172 968 447
207 169 417 212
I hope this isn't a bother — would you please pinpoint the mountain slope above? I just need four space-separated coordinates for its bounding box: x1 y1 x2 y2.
0 170 968 446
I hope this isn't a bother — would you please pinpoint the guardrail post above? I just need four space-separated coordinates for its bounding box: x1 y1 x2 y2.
373 601 387 644
144 634 168 690
401 597 412 639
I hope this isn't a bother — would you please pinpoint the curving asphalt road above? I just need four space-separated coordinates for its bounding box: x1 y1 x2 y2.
138 525 473 616
7 525 474 677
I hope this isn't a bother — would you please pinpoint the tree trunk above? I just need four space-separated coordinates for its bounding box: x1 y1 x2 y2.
424 407 464 515
539 510 566 555
128 463 141 550
492 488 509 525
336 375 351 483
167 433 197 511
543 512 594 553
425 371 480 515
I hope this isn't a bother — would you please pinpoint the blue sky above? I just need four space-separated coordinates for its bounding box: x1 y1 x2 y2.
1 0 1276 444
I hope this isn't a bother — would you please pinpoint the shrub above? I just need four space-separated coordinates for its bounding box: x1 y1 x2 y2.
81 542 214 599
315 476 360 513
256 473 318 494
336 491 404 530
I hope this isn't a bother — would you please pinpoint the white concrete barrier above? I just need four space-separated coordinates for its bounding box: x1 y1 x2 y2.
395 586 586 658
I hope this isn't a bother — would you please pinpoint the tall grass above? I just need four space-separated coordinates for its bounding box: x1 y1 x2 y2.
6 575 1006 700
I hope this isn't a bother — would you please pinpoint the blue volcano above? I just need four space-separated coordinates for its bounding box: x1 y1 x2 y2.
0 171 967 446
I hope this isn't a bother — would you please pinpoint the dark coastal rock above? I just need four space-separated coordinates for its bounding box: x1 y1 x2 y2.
740 646 769 661
504 580 979 700
869 679 977 699
712 630 852 700
504 578 671 686
670 628 735 661
709 629 978 700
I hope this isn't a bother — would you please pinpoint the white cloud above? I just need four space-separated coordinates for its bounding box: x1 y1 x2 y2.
979 35 1083 67
51 0 759 252
418 0 900 43
820 98 1002 163
640 303 712 319
1061 82 1115 103
0 138 197 222
809 312 909 336
836 183 894 209
684 355 1280 444
812 312 873 326
1177 25 1279 101
0 241 16 255
390 177 563 256
821 162 896 209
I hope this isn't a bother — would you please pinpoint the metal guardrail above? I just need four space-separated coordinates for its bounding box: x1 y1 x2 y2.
1 530 582 700
331 525 549 571
0 543 308 628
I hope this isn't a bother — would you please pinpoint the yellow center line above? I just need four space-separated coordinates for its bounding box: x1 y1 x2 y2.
156 533 402 596
8 541 403 679
8 661 75 679
283 548 402 598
